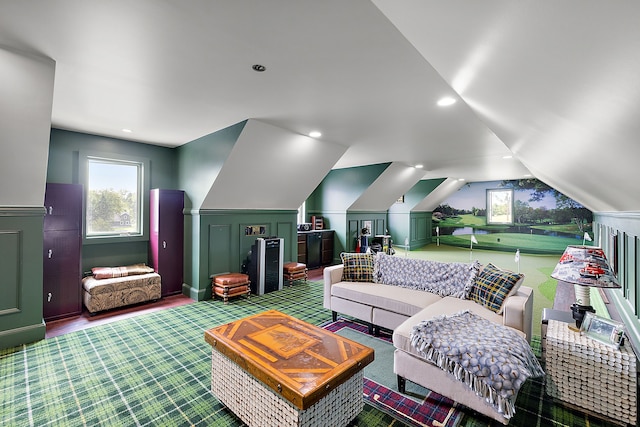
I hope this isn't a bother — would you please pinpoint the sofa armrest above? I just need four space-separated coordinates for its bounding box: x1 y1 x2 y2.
502 286 534 342
323 264 344 310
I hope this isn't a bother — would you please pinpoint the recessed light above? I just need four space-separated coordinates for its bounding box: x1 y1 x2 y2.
252 64 266 72
309 131 322 138
458 178 465 181
503 155 513 159
414 164 424 169
437 97 456 107
524 174 532 177
122 129 132 133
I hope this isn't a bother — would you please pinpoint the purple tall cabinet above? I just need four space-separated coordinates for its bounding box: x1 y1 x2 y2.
149 189 184 296
43 183 83 321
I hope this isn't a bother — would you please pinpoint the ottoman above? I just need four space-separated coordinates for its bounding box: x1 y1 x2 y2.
212 273 250 304
283 262 307 286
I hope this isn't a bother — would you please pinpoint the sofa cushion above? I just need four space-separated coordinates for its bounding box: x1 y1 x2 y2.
340 252 375 282
469 263 523 314
373 252 479 298
91 263 154 280
331 282 442 317
392 297 506 354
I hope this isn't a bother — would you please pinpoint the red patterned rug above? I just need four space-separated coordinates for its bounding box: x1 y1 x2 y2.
323 319 463 427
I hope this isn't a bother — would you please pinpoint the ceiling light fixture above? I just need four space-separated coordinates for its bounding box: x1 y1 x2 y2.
414 164 424 169
122 129 132 133
503 155 513 159
458 178 465 182
437 97 456 107
309 131 322 138
252 64 266 72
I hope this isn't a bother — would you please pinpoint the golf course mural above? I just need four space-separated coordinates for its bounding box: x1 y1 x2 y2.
433 179 593 255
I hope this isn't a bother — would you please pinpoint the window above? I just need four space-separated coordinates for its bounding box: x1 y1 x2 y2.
486 188 514 225
297 201 306 224
85 156 144 239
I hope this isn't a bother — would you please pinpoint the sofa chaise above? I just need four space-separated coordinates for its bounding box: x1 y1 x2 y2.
323 252 539 424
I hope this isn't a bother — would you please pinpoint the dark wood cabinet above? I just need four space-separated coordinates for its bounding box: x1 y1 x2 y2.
297 230 334 268
43 183 82 321
297 233 306 264
321 230 334 265
149 189 184 296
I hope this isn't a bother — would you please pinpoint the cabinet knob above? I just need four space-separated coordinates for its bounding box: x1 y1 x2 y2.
48 249 53 259
48 206 53 215
163 241 167 249
47 292 52 302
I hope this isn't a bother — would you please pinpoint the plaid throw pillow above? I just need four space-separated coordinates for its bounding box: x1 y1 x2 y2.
340 252 375 282
469 263 523 313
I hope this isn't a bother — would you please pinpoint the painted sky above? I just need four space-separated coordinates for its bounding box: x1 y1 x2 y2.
443 180 559 211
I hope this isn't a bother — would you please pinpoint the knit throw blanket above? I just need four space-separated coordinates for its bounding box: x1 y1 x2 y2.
410 311 545 419
373 252 479 298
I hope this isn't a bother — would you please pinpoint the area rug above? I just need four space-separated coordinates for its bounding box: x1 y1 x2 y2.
323 318 463 427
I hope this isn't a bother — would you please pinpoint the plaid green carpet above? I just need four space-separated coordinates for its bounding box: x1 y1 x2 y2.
0 281 623 426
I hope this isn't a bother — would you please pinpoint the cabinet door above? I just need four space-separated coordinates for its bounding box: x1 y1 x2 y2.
150 189 184 296
306 232 322 269
321 231 334 265
297 233 307 264
43 230 82 320
44 183 82 231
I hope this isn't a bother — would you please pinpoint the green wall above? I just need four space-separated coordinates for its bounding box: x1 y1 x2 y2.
307 163 391 259
388 178 445 250
0 208 47 348
306 163 390 212
593 212 640 354
185 209 297 301
176 121 245 211
47 129 179 272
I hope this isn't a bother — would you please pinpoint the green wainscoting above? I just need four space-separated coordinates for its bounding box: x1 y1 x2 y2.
184 209 298 301
0 207 46 349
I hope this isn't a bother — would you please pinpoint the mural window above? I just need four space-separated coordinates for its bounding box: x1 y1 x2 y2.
85 156 144 240
486 188 514 225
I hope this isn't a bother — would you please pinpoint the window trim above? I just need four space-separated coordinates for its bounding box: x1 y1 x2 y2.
80 150 150 245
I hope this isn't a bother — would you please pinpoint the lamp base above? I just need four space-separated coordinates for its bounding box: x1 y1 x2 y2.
571 303 595 328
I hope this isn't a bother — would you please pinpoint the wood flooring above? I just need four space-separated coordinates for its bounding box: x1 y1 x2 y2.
45 267 325 338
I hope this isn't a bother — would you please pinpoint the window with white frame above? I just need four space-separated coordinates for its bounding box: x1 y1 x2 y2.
85 156 143 238
297 201 306 224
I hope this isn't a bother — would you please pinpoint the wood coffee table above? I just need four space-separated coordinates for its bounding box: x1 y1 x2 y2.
204 310 374 426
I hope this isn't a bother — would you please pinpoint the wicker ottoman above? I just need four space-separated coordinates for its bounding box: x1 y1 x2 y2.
283 262 307 286
212 273 250 304
204 310 373 427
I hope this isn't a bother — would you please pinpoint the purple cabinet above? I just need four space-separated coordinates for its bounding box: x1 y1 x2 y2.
43 183 82 320
150 189 184 296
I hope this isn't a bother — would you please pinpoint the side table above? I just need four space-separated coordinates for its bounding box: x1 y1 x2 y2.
545 319 637 425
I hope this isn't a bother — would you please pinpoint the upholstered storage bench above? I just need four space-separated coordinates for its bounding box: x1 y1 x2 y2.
82 266 161 314
212 273 250 304
283 262 307 286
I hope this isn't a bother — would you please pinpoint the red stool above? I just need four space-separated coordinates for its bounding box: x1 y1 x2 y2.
283 262 307 286
212 273 250 304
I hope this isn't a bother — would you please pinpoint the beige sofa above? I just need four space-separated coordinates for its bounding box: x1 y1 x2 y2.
323 253 534 424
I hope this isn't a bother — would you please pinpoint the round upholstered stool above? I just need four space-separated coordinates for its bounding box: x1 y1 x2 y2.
283 262 308 286
212 273 250 304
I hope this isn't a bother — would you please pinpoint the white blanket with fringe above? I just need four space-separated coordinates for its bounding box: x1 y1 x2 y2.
410 310 544 419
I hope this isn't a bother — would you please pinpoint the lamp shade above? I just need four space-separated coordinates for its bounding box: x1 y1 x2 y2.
550 245 620 288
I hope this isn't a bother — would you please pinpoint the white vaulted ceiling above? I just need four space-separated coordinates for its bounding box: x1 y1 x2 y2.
0 1 638 211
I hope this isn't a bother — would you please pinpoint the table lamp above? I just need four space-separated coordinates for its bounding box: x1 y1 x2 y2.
550 245 620 328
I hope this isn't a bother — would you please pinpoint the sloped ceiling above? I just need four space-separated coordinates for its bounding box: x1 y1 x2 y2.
1 1 638 212
201 120 346 210
349 162 426 211
374 0 640 212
